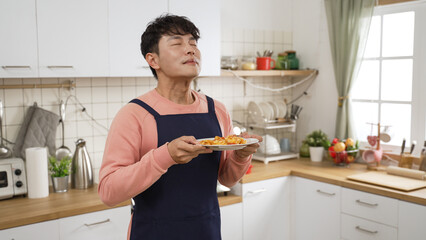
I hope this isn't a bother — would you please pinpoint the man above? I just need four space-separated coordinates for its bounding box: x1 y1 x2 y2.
98 14 262 240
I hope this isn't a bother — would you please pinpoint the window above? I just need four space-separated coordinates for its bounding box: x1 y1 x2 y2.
351 2 426 155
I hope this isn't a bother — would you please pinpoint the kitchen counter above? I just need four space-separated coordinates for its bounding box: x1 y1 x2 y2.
0 185 241 230
244 159 426 206
3 158 426 230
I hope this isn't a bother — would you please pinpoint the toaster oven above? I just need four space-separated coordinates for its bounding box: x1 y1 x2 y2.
0 158 27 200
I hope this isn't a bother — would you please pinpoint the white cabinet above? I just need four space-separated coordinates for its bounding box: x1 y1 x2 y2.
169 0 221 76
398 200 426 240
291 177 341 240
59 205 131 240
241 176 290 240
36 0 109 77
220 202 243 240
0 0 38 78
108 0 168 77
341 213 397 240
0 220 59 240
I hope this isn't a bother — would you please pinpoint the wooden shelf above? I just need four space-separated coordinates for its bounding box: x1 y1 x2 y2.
220 69 318 77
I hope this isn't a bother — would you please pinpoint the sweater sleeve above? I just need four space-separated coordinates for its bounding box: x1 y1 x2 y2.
98 106 176 207
215 102 252 188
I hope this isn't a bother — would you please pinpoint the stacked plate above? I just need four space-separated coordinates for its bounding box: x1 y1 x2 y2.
247 101 287 123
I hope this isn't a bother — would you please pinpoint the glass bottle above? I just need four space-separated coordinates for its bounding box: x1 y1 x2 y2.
276 53 289 70
285 50 299 70
419 141 426 171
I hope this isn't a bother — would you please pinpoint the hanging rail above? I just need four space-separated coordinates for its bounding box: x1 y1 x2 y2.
0 80 75 90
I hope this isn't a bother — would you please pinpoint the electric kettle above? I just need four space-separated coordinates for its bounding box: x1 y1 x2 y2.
71 139 93 189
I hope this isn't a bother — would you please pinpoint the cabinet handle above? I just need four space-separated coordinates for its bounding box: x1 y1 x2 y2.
355 225 378 234
316 189 335 196
84 218 110 227
2 65 31 69
247 188 267 194
47 65 74 69
356 199 378 207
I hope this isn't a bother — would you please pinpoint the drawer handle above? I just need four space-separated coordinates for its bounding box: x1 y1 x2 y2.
84 218 110 227
356 225 378 234
247 188 267 194
356 199 378 207
316 189 335 196
47 65 74 69
2 65 31 69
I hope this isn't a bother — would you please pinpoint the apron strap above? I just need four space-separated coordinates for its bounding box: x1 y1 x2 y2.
129 99 160 117
206 96 215 117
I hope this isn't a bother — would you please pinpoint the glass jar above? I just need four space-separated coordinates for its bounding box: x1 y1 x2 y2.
275 53 289 70
221 56 238 70
285 50 299 70
241 56 256 70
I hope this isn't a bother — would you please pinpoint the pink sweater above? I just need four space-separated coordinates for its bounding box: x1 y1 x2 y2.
98 89 251 207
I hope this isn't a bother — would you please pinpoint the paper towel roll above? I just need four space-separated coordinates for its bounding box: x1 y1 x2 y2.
25 147 49 198
386 166 426 180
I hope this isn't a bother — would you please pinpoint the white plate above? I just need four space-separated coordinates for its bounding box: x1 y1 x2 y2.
268 101 279 119
259 102 274 120
276 101 288 118
198 138 259 151
247 101 265 123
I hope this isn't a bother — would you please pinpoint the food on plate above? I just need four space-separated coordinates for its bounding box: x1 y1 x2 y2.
199 135 247 145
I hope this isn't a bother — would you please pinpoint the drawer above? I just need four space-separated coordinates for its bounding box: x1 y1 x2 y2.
341 213 397 240
59 205 131 240
341 188 398 227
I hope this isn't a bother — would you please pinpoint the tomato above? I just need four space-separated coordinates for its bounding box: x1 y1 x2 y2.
332 138 339 145
328 146 336 158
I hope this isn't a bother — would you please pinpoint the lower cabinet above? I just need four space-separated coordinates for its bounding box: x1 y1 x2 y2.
0 220 59 240
241 176 290 240
59 205 131 240
341 213 397 240
398 200 426 240
220 202 243 240
0 206 131 240
291 177 341 240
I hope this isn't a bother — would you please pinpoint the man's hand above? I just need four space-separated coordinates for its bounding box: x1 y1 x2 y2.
234 132 263 159
167 136 213 164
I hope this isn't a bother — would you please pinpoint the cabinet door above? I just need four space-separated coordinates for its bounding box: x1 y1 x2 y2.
0 220 59 240
59 205 131 240
398 200 426 240
341 213 397 240
220 203 243 240
108 0 168 77
242 176 290 240
0 0 38 78
169 0 221 76
291 177 341 240
36 0 109 77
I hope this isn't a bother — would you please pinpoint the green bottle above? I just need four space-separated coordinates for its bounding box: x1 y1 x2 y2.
285 50 299 70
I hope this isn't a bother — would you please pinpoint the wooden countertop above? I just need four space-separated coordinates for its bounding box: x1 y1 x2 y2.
3 159 426 230
0 185 241 230
243 159 426 206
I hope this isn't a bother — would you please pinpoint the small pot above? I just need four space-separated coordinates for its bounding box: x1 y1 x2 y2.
309 146 324 162
52 175 69 193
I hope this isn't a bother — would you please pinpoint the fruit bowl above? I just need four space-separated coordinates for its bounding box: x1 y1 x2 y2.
328 149 359 166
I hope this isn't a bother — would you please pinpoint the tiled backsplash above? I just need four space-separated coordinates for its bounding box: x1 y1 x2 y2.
0 29 294 183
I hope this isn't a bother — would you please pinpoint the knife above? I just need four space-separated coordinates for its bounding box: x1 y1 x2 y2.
401 138 406 155
410 140 417 154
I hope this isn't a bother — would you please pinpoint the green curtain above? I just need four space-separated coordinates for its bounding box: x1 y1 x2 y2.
324 0 375 139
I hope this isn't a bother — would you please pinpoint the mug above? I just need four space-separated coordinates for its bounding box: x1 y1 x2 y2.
280 138 291 152
256 57 276 70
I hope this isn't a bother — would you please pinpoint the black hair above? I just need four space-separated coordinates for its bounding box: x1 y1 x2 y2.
140 14 200 79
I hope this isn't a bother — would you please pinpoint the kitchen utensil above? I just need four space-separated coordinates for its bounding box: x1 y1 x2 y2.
386 166 425 180
256 57 275 70
399 152 414 169
258 135 280 154
419 141 426 171
410 140 416 154
290 104 302 120
259 102 274 120
247 101 265 123
379 126 392 143
71 139 93 189
198 138 259 151
276 101 287 119
55 100 72 160
0 100 12 159
401 138 406 155
347 171 426 192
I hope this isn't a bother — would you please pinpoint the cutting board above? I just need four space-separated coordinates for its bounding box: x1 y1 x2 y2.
347 171 426 192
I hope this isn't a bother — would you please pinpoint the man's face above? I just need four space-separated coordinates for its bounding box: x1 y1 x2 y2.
156 33 202 79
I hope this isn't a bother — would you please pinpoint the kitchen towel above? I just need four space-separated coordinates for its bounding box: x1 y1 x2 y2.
25 147 49 198
13 103 60 158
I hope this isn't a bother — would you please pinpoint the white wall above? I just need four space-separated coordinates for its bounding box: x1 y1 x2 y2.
292 0 337 141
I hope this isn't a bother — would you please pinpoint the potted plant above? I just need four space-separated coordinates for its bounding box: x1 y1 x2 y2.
303 130 328 162
48 156 72 193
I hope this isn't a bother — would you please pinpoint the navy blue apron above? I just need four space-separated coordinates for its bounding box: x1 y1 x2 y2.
129 96 222 240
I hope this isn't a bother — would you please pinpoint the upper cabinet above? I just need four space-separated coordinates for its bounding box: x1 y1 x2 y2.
169 0 220 76
0 0 39 78
37 0 109 77
108 0 168 77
